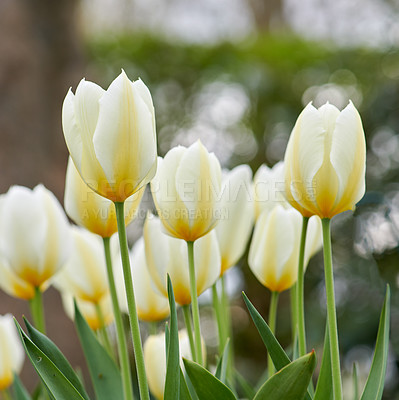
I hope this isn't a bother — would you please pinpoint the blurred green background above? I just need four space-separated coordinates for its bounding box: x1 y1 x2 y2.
1 0 399 398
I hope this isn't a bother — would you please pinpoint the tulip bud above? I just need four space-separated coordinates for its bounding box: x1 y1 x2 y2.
151 141 222 242
248 206 321 292
214 165 254 274
143 214 221 305
62 71 157 202
284 101 366 218
253 161 289 218
0 314 24 390
0 185 71 300
144 330 205 400
53 226 113 329
115 237 170 322
64 157 145 238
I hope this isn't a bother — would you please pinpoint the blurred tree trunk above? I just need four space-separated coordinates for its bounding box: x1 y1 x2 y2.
247 0 285 31
0 0 84 198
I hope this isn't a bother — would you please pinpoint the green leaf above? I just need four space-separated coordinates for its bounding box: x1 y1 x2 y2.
235 371 256 400
12 373 31 400
215 339 230 384
180 368 193 400
164 275 180 400
183 359 237 400
360 286 390 400
253 351 316 400
353 363 359 400
74 301 123 400
314 325 333 400
243 293 312 400
15 321 86 400
23 317 89 400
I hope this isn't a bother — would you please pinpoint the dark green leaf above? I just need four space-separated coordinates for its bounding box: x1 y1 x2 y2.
74 301 123 400
243 293 312 400
15 321 86 400
183 359 237 400
254 351 316 400
314 325 333 400
360 286 390 400
23 317 89 400
12 373 31 400
164 275 180 400
215 339 230 384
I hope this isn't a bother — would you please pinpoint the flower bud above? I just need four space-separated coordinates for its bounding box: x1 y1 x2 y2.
151 141 222 241
284 101 366 218
62 71 157 202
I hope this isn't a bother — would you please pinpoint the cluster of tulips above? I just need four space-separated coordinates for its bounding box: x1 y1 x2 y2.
0 71 390 400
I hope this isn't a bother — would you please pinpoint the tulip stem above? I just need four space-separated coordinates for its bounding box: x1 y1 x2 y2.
103 237 134 400
268 291 279 378
186 241 203 366
290 284 298 346
182 305 196 360
29 287 46 334
94 302 114 360
212 282 226 355
322 218 342 400
115 202 149 400
221 275 234 379
296 216 309 357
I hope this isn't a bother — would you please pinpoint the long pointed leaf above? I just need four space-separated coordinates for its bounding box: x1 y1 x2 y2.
235 371 256 400
23 317 89 400
215 339 230 384
74 301 123 400
254 351 316 400
15 322 86 400
242 292 312 400
164 275 180 400
180 368 193 400
360 286 390 400
183 359 237 400
314 324 333 400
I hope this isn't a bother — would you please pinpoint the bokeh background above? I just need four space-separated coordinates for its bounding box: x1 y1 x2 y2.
1 0 399 398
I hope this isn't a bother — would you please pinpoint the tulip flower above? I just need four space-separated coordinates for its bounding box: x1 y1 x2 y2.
143 214 221 306
151 141 222 242
284 101 366 219
248 206 321 293
0 314 24 390
253 161 289 218
143 330 205 400
53 226 112 326
64 157 145 238
115 237 170 322
62 70 157 202
215 165 254 275
0 185 71 301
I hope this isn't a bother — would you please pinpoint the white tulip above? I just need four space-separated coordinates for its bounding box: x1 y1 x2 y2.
215 165 254 274
62 71 157 202
0 185 71 300
151 141 222 242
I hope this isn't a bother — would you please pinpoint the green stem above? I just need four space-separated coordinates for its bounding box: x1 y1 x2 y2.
94 302 114 360
212 282 226 355
186 241 203 365
221 275 234 382
103 237 134 400
268 291 279 378
2 388 12 400
182 305 196 360
29 287 46 334
297 216 309 357
115 202 149 400
322 218 342 400
290 283 298 346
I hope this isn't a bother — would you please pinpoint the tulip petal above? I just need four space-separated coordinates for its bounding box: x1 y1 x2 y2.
93 71 156 196
330 101 366 213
